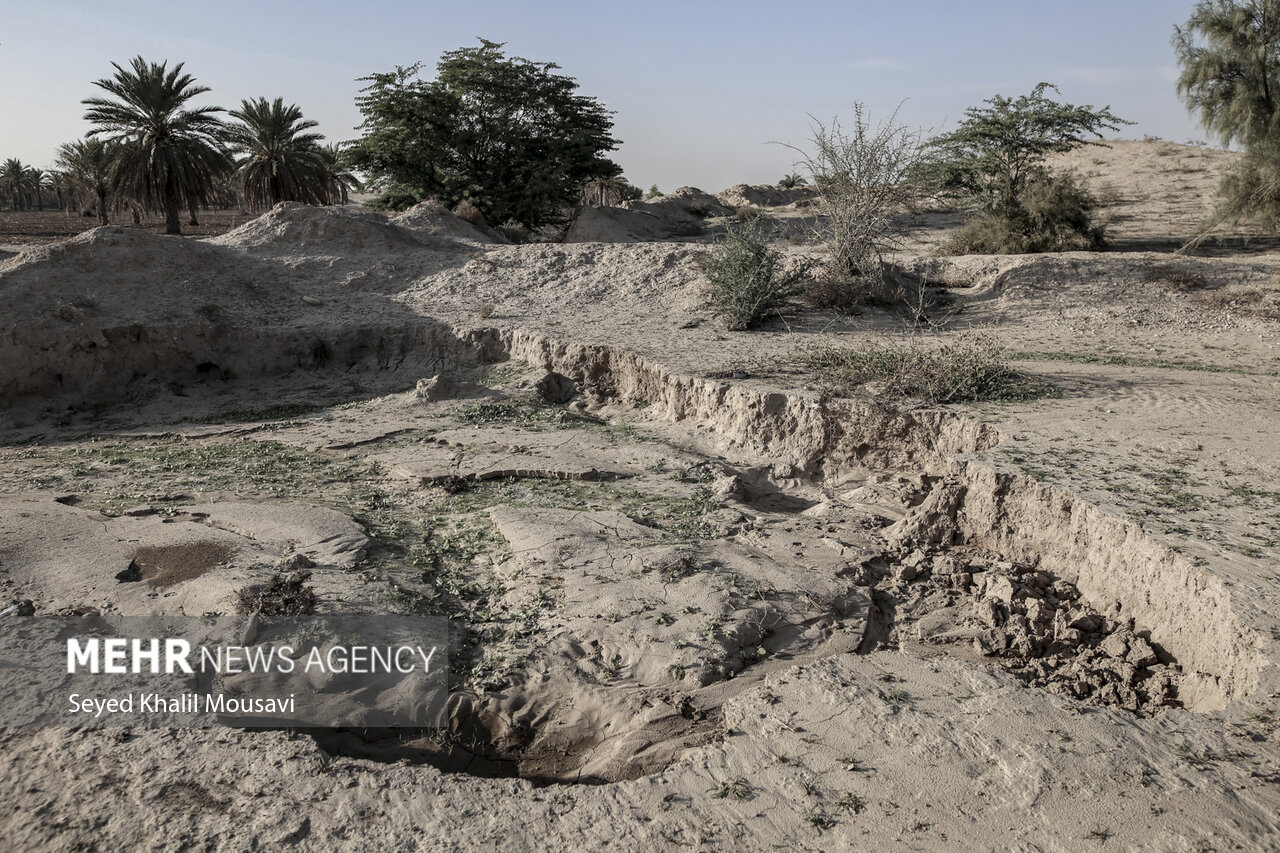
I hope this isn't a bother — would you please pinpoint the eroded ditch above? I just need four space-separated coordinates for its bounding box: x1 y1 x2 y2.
0 322 1265 785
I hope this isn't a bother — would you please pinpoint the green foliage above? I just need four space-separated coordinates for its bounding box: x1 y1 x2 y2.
941 171 1104 254
345 39 622 228
703 215 813 330
1175 1 1280 230
798 331 1050 403
82 56 232 235
923 83 1126 253
1174 1 1280 149
365 187 419 212
778 172 808 188
54 139 120 225
226 97 327 211
645 184 662 199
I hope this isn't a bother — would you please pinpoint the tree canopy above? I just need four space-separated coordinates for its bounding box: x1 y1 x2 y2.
924 83 1129 219
1174 0 1280 149
1175 1 1280 230
82 56 232 234
345 39 622 227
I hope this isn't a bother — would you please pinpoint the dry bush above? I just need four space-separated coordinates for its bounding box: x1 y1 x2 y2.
477 302 496 319
496 218 531 243
784 103 926 292
798 331 1047 403
732 205 757 222
453 200 487 227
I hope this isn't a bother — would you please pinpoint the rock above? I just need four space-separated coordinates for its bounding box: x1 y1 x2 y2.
1026 599 1050 626
1099 632 1130 659
1127 637 1159 668
976 597 1005 628
710 475 746 502
984 575 1016 605
536 371 578 404
1067 609 1103 633
1051 580 1080 601
416 374 458 402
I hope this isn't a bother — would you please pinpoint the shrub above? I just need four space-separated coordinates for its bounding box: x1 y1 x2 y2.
941 171 1104 255
703 215 813 330
789 104 925 278
798 331 1047 403
366 187 420 211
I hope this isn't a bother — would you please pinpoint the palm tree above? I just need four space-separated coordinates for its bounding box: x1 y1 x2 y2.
579 176 629 207
82 56 231 234
318 143 362 205
226 97 327 211
25 167 50 210
779 173 808 189
56 138 120 225
2 158 27 210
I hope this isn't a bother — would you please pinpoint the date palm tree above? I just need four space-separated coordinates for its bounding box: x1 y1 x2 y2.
56 138 120 225
318 143 362 205
226 97 327 211
82 56 231 234
2 158 27 210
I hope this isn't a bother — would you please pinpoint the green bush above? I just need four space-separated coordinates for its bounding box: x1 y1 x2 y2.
366 187 420 211
798 331 1047 403
941 171 1104 255
703 216 813 330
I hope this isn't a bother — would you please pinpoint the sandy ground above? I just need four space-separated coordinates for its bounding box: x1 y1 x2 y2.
0 141 1278 851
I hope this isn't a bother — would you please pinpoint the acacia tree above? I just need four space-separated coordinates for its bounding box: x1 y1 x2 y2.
1175 0 1280 229
83 56 232 234
924 83 1129 253
346 39 622 227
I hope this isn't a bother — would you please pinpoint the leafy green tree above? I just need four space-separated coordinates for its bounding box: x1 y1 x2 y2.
924 83 1129 253
346 39 622 226
926 83 1128 219
778 173 808 188
227 97 327 211
82 56 232 234
1175 1 1280 229
55 138 120 225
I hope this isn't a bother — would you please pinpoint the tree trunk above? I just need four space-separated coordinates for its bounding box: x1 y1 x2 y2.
187 196 200 226
96 190 109 226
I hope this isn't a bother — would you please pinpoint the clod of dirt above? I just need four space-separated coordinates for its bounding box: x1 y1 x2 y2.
235 570 317 621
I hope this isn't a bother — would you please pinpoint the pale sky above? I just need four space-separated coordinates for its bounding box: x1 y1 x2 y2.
0 0 1210 192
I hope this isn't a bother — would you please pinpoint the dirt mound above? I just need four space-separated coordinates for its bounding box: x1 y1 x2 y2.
393 200 499 243
645 186 734 219
0 225 318 331
564 205 691 243
213 202 432 255
716 184 816 208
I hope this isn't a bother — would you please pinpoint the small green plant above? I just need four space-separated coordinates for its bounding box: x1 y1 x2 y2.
703 215 813 330
778 172 808 188
645 183 662 199
799 331 1049 404
709 778 755 800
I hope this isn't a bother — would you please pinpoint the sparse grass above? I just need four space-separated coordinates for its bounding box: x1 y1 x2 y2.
800 332 1052 404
